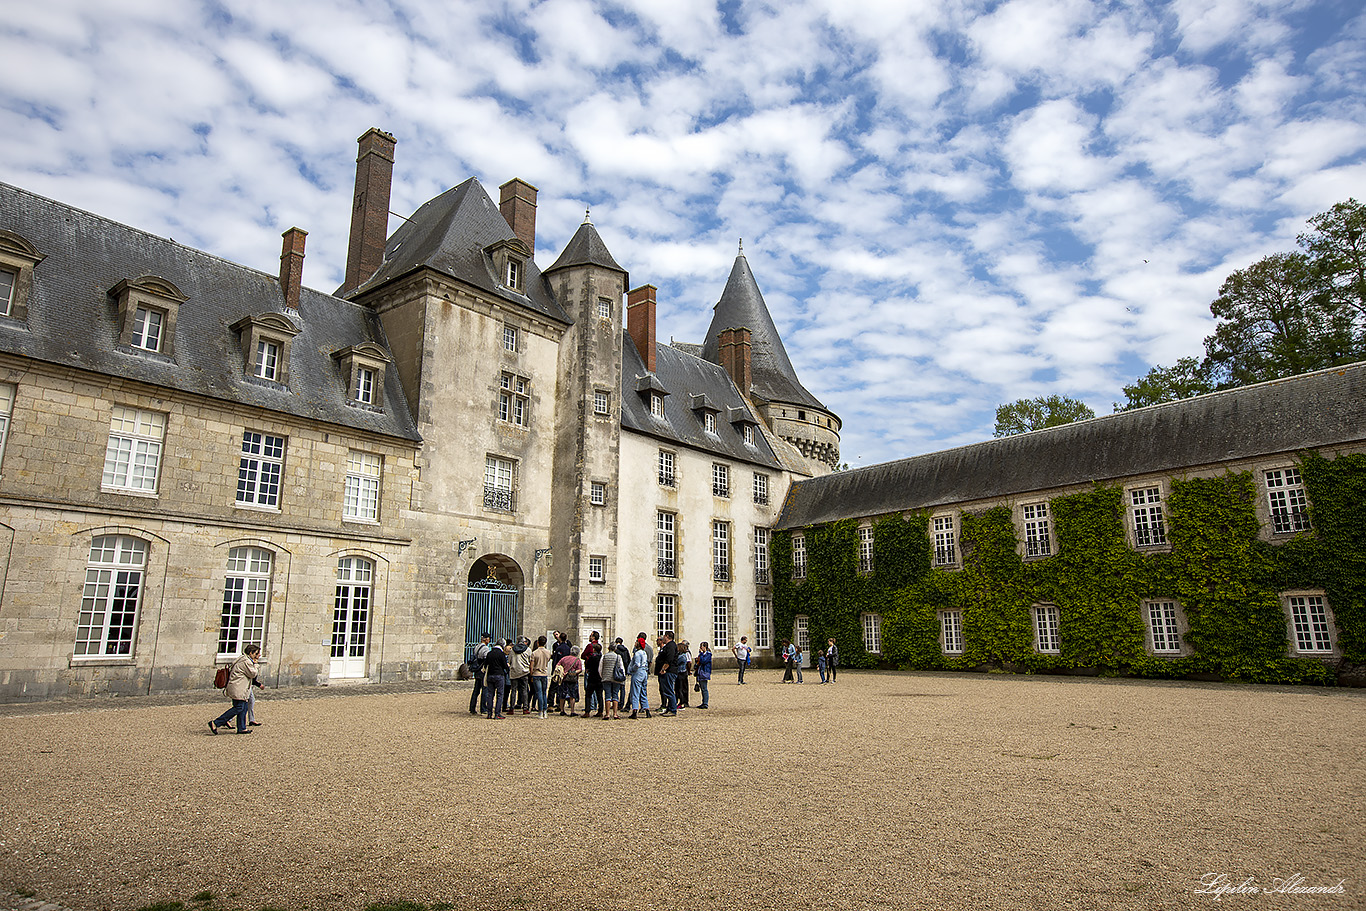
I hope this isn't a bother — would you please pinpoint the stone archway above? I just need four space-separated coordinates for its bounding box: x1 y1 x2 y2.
463 554 525 662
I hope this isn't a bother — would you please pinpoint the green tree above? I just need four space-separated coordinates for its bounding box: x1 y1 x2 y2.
1299 197 1366 320
1115 357 1215 411
993 394 1095 436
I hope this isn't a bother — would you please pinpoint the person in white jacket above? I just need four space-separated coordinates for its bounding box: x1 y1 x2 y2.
209 645 262 735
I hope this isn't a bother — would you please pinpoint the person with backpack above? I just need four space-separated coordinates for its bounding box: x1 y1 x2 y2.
483 638 511 720
209 645 263 735
597 637 626 720
695 642 713 709
468 632 492 715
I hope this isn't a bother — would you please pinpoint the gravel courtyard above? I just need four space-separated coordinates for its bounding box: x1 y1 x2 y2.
0 670 1362 911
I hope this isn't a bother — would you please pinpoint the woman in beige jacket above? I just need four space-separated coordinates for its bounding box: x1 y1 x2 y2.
210 645 263 735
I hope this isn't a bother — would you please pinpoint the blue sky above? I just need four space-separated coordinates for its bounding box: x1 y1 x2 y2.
1 0 1363 466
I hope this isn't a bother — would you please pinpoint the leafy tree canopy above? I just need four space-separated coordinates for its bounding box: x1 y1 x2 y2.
993 395 1095 437
1117 357 1215 411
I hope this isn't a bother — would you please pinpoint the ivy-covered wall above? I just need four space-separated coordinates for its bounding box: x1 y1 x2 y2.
772 452 1366 685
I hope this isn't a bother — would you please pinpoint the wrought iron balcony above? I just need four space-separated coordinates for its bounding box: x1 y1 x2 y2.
659 471 676 488
483 485 516 512
657 558 676 578
754 568 769 585
713 482 730 498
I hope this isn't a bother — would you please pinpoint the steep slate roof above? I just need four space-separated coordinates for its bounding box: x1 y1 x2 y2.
621 331 784 469
700 253 826 410
778 362 1366 529
0 182 420 441
348 177 570 325
546 217 627 277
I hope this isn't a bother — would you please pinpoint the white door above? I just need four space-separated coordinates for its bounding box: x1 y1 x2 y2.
330 557 372 678
581 616 613 648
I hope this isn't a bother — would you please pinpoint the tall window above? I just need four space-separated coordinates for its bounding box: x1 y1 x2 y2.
255 339 280 380
502 325 519 352
1130 487 1167 547
650 393 664 418
0 382 13 470
344 450 382 521
795 615 809 656
1023 503 1052 557
236 431 285 508
484 456 516 512
940 610 964 655
713 598 731 649
1145 600 1182 654
713 463 730 498
656 511 676 577
754 599 772 649
354 366 376 405
753 473 769 505
219 547 272 657
792 534 806 579
933 515 957 566
505 259 522 291
713 521 730 582
656 594 676 638
863 613 882 654
1286 594 1334 653
1266 468 1311 534
588 555 605 583
754 527 770 584
743 424 755 446
1033 603 1060 654
703 411 717 434
499 373 529 427
131 306 164 352
102 406 165 493
658 450 676 487
858 526 874 573
332 557 372 664
75 535 147 657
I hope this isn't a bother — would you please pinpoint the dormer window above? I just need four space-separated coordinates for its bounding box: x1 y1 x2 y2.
704 412 717 434
232 313 300 387
112 275 185 358
506 258 523 291
332 343 389 411
651 393 664 418
0 268 15 316
256 339 280 379
0 230 43 324
743 424 755 446
691 393 719 434
487 237 532 295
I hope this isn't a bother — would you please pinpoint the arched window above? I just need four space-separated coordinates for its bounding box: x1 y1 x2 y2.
218 547 273 657
75 536 147 657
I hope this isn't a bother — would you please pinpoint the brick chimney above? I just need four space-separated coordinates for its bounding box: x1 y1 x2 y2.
627 284 658 373
499 178 538 254
341 127 396 295
719 326 752 395
279 227 307 311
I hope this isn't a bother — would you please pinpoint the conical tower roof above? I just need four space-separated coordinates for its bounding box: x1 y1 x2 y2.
701 252 825 410
546 214 626 277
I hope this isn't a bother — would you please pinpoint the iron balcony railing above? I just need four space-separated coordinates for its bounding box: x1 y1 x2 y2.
657 558 676 578
659 471 676 488
755 568 769 585
713 565 729 582
483 485 516 512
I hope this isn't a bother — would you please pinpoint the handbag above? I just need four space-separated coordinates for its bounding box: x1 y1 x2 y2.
213 665 230 689
612 661 626 683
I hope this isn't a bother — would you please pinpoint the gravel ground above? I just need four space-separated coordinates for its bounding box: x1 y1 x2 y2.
0 670 1362 911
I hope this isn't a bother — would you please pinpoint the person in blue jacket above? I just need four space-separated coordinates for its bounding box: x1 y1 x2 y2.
695 641 713 708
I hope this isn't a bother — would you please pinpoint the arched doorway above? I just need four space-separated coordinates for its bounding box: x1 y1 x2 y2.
463 554 525 663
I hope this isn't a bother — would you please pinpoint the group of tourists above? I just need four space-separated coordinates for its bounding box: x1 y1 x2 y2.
778 638 839 684
467 629 714 720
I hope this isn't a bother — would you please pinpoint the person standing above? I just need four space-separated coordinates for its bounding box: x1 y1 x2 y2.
209 645 263 735
483 638 510 719
656 631 679 716
781 639 795 683
733 636 751 684
510 636 532 713
582 631 604 718
468 632 492 715
557 646 584 716
826 639 839 683
817 649 828 684
628 633 653 719
695 642 712 709
597 638 625 720
794 644 804 683
529 635 553 718
675 639 692 709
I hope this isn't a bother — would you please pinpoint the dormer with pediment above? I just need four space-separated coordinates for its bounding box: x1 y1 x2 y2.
332 342 391 410
486 237 532 295
230 312 301 387
110 275 187 359
0 229 45 325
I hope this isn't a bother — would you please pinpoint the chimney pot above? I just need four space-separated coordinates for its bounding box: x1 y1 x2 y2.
627 284 658 373
499 178 539 255
280 227 308 311
341 127 396 296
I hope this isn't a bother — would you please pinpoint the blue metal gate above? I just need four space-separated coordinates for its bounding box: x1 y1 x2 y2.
464 576 520 662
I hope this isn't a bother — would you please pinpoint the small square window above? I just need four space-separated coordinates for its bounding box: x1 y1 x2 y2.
593 391 610 416
588 555 605 583
590 481 606 505
597 297 612 321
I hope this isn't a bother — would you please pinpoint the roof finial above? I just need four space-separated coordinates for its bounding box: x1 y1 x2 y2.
738 237 743 255
583 207 592 225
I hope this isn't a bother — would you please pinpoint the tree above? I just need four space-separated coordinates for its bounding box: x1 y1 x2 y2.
993 395 1096 437
1299 197 1366 320
1203 251 1360 388
1115 357 1215 411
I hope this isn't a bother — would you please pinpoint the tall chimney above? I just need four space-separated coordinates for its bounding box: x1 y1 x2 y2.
719 326 752 395
342 128 396 295
280 227 307 311
627 284 658 373
499 178 538 254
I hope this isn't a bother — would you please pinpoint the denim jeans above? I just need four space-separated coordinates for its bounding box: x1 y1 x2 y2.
629 676 650 711
485 674 508 717
213 699 249 733
511 675 529 709
698 677 709 706
660 672 678 712
531 675 548 712
469 674 485 713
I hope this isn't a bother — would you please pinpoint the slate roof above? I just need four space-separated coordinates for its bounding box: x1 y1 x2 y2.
777 362 1366 529
348 177 570 325
546 217 627 278
700 253 826 411
620 331 784 469
0 182 420 442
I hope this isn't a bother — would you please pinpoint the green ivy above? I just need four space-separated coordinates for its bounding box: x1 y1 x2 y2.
773 453 1366 686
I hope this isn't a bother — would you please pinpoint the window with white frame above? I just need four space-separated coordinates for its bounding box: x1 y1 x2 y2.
588 555 605 583
597 297 612 321
1130 487 1167 547
74 535 147 657
713 463 730 498
713 598 731 649
255 338 280 380
858 525 874 573
863 612 882 654
354 366 376 405
754 527 769 584
658 450 676 487
131 305 165 353
484 455 516 512
344 450 382 521
236 431 285 508
656 593 676 638
0 266 14 317
332 556 372 663
743 424 755 446
754 599 772 649
650 393 665 419
657 511 676 577
233 314 298 385
1285 593 1334 654
753 473 769 506
499 372 530 427
940 610 964 655
795 615 810 655
0 231 43 324
333 344 387 410
1266 468 1312 534
1032 603 1060 654
0 382 13 470
593 390 610 416
713 521 730 582
502 324 519 352
102 406 165 494
590 480 606 505
933 515 957 566
114 275 183 357
1023 502 1052 558
1144 600 1183 654
792 533 806 579
218 546 272 657
505 258 523 291
703 411 717 434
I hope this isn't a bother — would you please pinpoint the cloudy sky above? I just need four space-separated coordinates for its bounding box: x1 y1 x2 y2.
2 0 1363 465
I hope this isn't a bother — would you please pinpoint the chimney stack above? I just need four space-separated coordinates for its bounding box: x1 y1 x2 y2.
627 284 658 373
719 326 753 395
341 127 396 295
280 227 308 311
499 178 538 254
